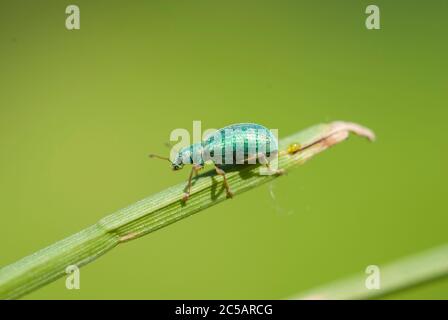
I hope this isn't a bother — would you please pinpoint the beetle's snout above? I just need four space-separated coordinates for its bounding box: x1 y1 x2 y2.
172 163 184 171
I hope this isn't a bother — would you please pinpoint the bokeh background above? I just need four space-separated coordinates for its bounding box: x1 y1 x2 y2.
0 0 447 299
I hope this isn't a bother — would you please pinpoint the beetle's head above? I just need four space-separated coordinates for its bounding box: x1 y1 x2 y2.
149 152 185 171
171 154 184 171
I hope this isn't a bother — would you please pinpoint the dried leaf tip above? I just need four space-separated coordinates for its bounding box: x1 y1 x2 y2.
330 121 376 142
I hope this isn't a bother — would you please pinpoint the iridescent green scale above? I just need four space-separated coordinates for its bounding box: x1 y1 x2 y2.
202 123 278 165
167 123 281 202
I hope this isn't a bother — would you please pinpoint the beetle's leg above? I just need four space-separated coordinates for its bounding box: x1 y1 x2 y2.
182 167 195 201
183 165 202 202
259 153 285 175
265 162 285 175
214 165 234 198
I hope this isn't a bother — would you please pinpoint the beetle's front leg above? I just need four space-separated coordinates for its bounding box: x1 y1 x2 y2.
183 164 202 202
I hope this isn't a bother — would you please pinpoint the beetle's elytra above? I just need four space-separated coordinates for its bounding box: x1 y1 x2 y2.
150 123 283 202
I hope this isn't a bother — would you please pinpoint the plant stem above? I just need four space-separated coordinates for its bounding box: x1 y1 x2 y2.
0 121 374 299
292 244 448 300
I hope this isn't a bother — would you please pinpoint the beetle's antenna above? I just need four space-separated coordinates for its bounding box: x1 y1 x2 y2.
148 154 171 163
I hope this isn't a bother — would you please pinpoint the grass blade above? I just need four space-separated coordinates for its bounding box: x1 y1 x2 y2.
0 121 374 299
292 244 448 300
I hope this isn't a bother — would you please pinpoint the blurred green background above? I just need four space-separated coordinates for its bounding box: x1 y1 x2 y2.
0 0 447 299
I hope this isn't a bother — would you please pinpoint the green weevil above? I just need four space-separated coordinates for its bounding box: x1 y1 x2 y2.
150 123 283 201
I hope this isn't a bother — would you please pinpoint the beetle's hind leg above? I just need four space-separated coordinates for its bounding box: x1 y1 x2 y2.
264 162 285 175
214 165 234 199
258 153 285 175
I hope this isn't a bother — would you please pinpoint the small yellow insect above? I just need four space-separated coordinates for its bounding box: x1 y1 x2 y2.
287 143 301 154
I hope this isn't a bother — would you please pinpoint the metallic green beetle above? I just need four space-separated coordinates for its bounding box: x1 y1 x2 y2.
150 123 282 201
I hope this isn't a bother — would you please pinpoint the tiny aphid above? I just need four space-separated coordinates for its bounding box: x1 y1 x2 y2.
150 123 284 202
